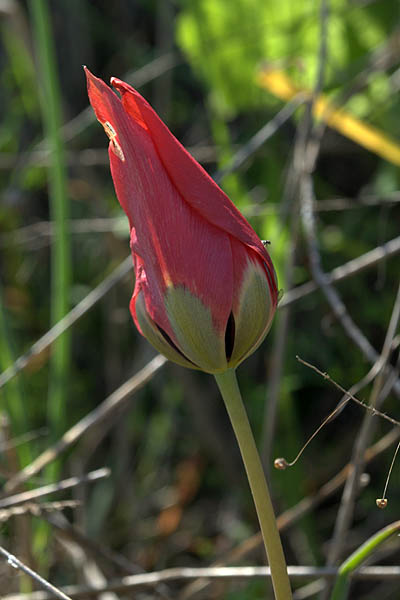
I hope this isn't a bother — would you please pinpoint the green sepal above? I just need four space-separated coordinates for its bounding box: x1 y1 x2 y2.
228 260 273 368
164 285 228 374
135 291 201 370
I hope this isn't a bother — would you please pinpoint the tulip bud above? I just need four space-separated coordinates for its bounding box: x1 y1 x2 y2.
85 68 278 373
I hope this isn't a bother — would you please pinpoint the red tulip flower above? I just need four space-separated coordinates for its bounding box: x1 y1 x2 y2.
85 68 278 374
85 70 292 598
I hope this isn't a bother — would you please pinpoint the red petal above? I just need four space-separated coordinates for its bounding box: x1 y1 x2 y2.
85 68 233 337
111 77 274 273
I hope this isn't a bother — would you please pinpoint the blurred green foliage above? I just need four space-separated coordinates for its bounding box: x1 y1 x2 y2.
0 0 399 598
177 0 397 122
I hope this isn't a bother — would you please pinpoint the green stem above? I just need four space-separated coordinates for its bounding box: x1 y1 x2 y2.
0 282 31 468
214 369 292 600
29 0 71 465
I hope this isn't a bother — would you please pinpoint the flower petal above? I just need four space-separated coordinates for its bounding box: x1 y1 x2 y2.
110 77 274 270
86 68 279 372
86 68 234 339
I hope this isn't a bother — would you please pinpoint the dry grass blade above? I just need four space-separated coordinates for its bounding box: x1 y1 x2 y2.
0 468 110 508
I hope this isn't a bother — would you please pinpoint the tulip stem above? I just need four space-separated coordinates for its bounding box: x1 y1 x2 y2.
214 369 292 600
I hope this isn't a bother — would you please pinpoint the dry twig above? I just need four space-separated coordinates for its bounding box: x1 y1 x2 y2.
0 468 110 508
0 545 72 600
281 235 400 307
296 351 400 430
326 282 400 566
3 565 400 600
0 501 80 522
0 256 133 389
178 426 400 599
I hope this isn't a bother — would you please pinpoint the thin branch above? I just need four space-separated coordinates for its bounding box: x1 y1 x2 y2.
281 235 400 307
326 281 400 565
0 468 110 508
295 48 400 392
0 500 80 522
295 0 398 398
0 217 127 248
311 193 400 211
0 428 48 452
214 94 305 184
301 177 384 362
0 545 72 600
0 143 227 173
0 256 132 389
314 0 329 100
2 566 400 600
44 511 173 598
293 2 400 403
296 351 400 429
4 354 167 493
298 153 400 407
178 426 400 600
2 194 399 249
42 511 140 576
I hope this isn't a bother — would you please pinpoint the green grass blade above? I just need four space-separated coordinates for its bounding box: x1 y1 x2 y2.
0 283 31 468
29 0 71 475
331 520 400 600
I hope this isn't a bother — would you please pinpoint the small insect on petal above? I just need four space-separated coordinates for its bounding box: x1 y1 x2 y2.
103 121 125 161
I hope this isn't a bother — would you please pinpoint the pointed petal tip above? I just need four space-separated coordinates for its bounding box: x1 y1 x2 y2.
83 65 93 79
84 66 101 86
84 68 114 95
85 68 123 131
83 65 95 80
110 76 125 93
110 77 132 95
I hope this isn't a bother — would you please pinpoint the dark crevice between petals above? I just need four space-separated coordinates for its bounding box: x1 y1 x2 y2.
225 312 236 362
155 324 198 367
264 261 278 306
